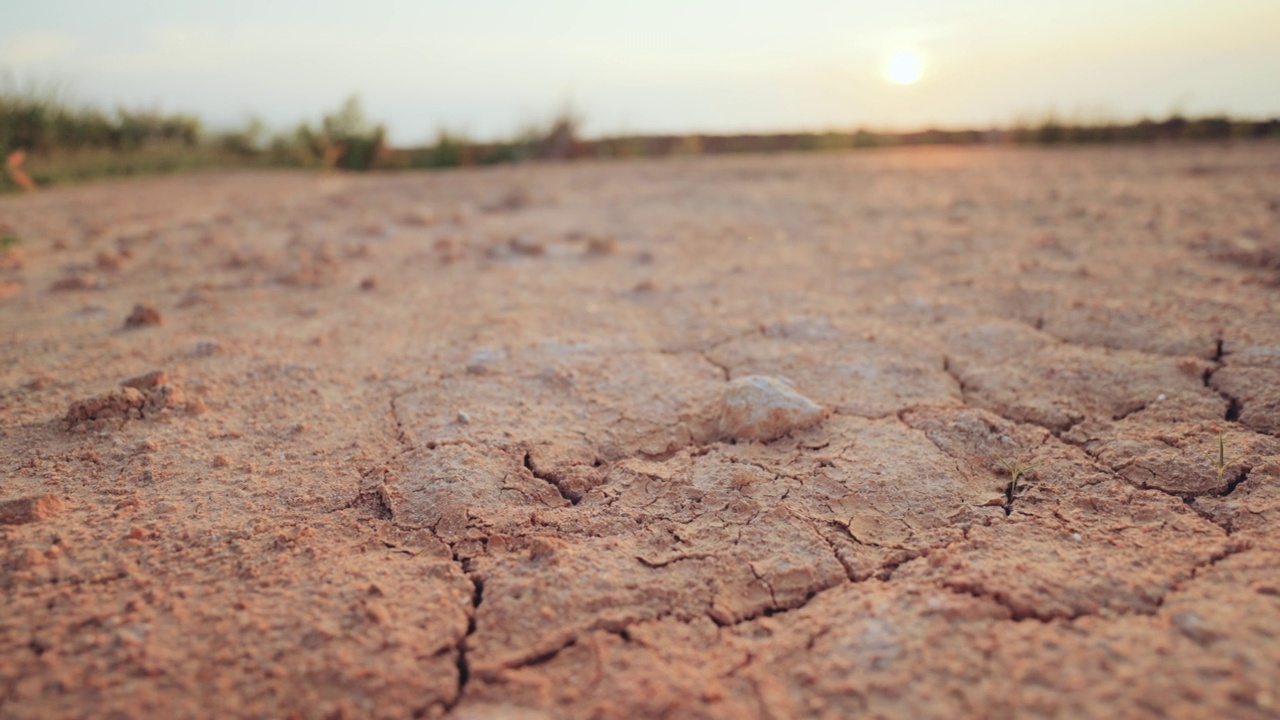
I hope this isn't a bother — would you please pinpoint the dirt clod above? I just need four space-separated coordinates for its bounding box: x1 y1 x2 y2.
0 494 65 525
122 370 168 389
507 235 545 257
585 235 618 256
124 303 162 328
49 273 98 292
65 371 182 429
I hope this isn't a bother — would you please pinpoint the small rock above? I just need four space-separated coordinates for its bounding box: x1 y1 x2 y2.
487 189 531 213
585 236 618 256
527 536 565 561
14 547 46 569
400 207 437 227
434 236 465 263
115 497 143 511
1171 611 1221 646
359 277 377 291
24 375 53 391
190 341 221 357
0 494 66 525
466 349 506 375
712 375 826 442
124 304 162 328
96 251 127 271
0 247 25 271
50 274 98 292
122 370 167 390
508 235 545 257
358 221 391 238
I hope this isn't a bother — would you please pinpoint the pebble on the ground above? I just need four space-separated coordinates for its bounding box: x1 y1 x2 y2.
124 303 162 328
713 375 826 442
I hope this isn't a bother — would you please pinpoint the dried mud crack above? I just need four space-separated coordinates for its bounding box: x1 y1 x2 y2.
450 562 483 710
4 145 1280 719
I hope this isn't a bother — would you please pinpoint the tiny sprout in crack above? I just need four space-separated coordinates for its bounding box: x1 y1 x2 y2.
995 452 1047 503
1208 433 1242 485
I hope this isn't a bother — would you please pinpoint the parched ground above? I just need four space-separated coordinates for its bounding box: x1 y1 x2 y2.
2 144 1280 719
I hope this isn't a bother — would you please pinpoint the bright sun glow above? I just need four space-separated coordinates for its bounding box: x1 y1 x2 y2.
884 51 924 85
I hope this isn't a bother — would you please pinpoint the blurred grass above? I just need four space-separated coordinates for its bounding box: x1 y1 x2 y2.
20 145 232 186
0 84 389 192
4 80 1279 193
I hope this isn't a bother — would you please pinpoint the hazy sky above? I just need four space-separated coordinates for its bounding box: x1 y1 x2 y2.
3 0 1278 143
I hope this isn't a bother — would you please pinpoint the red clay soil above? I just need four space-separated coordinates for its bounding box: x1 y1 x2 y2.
2 145 1279 719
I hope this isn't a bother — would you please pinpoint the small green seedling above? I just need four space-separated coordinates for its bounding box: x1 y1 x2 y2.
1207 433 1241 485
995 452 1047 500
0 234 19 250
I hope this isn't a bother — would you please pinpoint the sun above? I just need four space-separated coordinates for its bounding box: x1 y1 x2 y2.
884 51 924 85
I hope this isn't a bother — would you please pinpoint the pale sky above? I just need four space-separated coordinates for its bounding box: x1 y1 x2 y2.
3 0 1278 144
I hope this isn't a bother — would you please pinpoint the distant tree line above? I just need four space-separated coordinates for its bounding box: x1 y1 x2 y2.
2 82 1278 191
374 112 1280 169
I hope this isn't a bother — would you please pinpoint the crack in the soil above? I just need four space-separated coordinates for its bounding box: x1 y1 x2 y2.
790 509 865 581
601 626 633 644
634 553 716 568
938 580 1073 622
1111 403 1148 422
941 355 965 395
523 451 577 505
1202 363 1243 422
748 562 780 609
446 554 483 712
387 389 414 454
506 636 578 671
1067 422 1257 533
709 586 829 629
1224 396 1242 422
1008 315 1223 363
1155 540 1252 605
897 409 1028 517
1181 466 1253 532
1220 466 1251 498
1000 461 1025 517
940 535 1252 623
1191 463 1254 500
873 547 931 581
697 351 731 381
327 465 394 518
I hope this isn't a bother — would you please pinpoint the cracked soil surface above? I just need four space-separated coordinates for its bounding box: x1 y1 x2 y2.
3 144 1280 718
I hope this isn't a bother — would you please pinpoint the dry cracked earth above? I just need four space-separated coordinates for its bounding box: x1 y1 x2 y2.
2 144 1280 719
